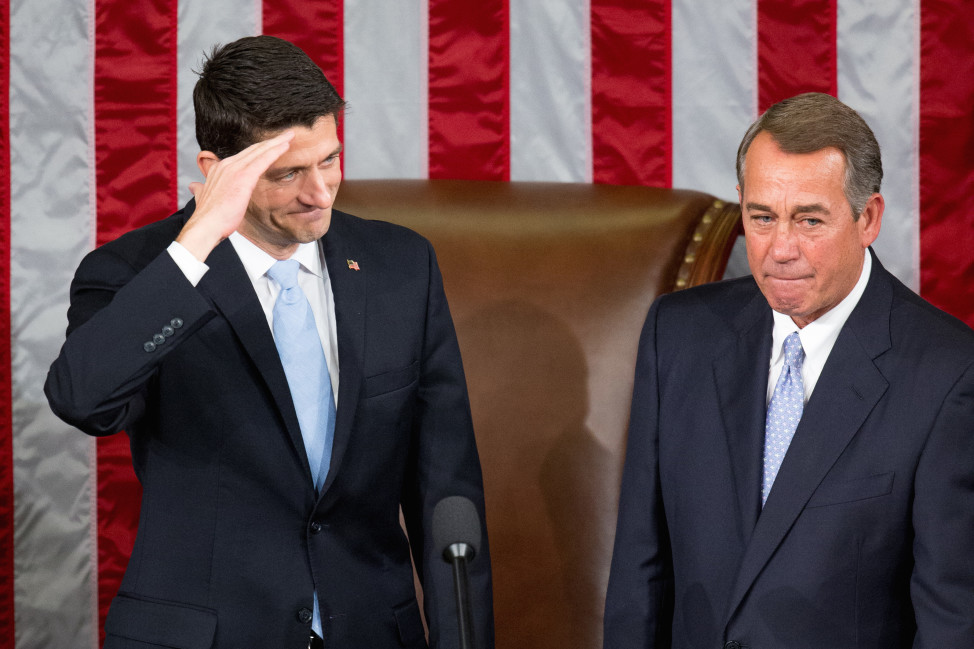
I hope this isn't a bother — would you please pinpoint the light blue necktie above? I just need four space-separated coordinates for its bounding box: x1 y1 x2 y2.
762 331 805 505
267 259 336 636
267 259 336 492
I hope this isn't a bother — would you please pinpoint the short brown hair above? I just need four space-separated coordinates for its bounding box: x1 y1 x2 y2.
193 36 346 159
736 92 883 219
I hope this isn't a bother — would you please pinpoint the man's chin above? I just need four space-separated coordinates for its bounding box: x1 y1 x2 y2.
300 224 330 243
292 214 331 242
762 292 806 318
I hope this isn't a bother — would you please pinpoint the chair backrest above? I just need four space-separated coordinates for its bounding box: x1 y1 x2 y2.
336 178 742 649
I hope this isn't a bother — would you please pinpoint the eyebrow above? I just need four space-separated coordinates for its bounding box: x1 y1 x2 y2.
791 203 830 215
267 144 344 177
745 202 830 216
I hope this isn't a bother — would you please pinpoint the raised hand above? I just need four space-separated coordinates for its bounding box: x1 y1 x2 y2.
176 130 295 262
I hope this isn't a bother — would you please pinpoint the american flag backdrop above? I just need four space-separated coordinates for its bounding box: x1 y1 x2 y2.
1 0 972 646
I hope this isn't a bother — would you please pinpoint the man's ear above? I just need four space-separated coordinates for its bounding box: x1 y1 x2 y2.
196 151 220 178
857 192 884 248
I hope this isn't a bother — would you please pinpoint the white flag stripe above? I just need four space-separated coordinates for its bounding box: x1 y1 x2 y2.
671 0 755 200
343 1 428 180
671 0 756 278
837 0 920 290
10 0 99 646
176 0 262 204
510 0 592 182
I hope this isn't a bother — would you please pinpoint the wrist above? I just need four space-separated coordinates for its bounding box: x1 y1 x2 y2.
175 221 225 262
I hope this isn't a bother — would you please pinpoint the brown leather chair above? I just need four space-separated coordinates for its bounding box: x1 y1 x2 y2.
336 179 742 649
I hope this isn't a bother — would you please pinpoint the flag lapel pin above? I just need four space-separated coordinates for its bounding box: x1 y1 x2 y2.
346 259 361 271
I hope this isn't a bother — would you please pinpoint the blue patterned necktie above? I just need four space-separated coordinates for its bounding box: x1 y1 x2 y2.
762 331 805 505
267 259 336 493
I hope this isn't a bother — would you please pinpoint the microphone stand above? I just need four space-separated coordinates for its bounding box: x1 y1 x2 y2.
446 542 475 649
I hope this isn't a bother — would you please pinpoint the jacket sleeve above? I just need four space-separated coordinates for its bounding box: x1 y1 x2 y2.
398 241 495 649
603 296 674 649
44 245 215 436
910 360 974 648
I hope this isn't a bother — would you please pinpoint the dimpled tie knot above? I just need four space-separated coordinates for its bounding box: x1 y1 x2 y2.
266 259 336 493
762 331 805 505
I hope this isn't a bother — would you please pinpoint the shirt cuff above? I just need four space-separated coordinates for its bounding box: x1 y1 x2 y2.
167 241 209 287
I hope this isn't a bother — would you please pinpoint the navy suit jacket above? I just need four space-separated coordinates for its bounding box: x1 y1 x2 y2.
46 199 494 649
604 252 974 648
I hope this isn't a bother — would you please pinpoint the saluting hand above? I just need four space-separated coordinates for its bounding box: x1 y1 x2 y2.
176 130 295 262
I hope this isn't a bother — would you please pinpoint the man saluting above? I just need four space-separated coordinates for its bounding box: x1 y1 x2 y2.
47 35 493 649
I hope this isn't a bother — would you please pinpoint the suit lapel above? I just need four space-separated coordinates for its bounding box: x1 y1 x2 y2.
724 257 893 621
713 290 774 543
196 239 311 477
318 212 366 498
176 203 368 496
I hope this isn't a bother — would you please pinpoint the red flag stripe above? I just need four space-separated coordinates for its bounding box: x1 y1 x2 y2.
93 0 179 641
428 0 510 181
0 0 13 643
919 0 974 326
93 0 180 247
590 0 672 187
262 0 345 144
262 0 343 95
757 0 838 112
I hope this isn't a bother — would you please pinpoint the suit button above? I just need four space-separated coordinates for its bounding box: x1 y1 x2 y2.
170 317 184 329
161 325 175 337
724 642 742 649
310 521 323 534
143 341 157 353
152 333 166 345
297 607 313 624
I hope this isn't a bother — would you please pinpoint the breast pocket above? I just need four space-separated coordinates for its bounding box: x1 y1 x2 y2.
364 361 420 399
806 471 895 508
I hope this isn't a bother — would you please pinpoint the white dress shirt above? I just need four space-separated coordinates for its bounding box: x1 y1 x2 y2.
766 250 872 405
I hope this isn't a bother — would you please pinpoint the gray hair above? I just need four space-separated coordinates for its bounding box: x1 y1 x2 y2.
736 92 883 219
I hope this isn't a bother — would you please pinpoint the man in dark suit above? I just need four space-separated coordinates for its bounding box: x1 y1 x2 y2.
604 92 974 648
45 36 493 649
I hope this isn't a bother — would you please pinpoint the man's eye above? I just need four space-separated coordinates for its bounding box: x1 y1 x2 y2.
803 217 822 226
280 171 296 181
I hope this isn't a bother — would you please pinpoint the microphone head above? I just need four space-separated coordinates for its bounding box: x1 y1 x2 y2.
432 495 482 562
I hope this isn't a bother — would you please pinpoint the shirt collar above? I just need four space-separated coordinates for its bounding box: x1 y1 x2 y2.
228 231 323 283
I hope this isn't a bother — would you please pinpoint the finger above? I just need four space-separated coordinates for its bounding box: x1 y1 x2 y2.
227 130 295 167
248 132 295 171
188 181 203 198
203 131 295 176
214 131 295 184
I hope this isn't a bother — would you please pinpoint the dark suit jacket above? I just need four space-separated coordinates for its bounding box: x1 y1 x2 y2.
45 199 494 649
604 252 974 649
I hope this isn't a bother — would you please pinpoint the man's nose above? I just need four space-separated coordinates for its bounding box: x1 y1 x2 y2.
300 168 336 208
769 222 800 262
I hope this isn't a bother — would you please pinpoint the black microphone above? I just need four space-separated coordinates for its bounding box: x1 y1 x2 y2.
432 496 482 649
